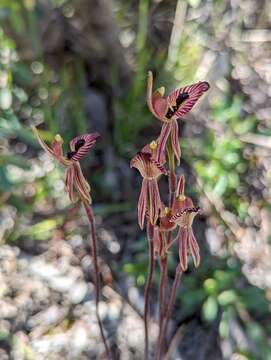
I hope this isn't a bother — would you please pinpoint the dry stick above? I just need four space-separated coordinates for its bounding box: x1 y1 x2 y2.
83 202 112 360
144 221 155 360
156 265 183 360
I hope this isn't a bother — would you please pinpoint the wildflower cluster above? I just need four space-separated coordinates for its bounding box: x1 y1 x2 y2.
131 71 209 359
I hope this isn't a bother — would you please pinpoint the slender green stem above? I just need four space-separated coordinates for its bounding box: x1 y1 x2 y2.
144 221 155 360
83 202 112 360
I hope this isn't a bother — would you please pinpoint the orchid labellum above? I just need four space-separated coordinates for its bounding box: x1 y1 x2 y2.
147 71 209 163
32 126 100 204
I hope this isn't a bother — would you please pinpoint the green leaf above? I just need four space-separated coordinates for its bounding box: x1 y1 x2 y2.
218 290 237 306
203 278 218 295
202 296 218 322
0 154 31 170
0 88 12 109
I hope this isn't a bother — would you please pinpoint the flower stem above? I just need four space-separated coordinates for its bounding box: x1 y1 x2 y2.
83 202 112 360
144 221 155 360
156 265 182 360
155 140 178 359
158 253 167 326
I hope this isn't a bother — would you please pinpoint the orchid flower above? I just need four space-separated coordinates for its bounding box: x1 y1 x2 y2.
130 150 167 229
153 205 176 257
32 126 100 204
172 175 194 213
141 139 166 164
168 176 201 271
147 71 209 163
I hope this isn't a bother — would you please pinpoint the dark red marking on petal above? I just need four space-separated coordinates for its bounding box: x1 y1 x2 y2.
168 81 210 119
74 139 86 151
165 92 189 119
67 151 77 159
69 133 100 162
169 207 200 223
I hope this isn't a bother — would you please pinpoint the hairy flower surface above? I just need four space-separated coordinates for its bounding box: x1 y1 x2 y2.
32 126 99 204
147 71 209 162
130 151 167 229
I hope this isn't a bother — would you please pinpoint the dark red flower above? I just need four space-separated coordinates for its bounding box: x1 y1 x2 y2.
130 151 167 229
147 71 209 163
32 126 99 203
165 176 201 270
169 207 200 271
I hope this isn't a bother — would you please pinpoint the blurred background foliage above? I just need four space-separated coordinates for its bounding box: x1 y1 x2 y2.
0 0 271 359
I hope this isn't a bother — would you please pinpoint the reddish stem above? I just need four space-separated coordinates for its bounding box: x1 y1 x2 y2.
156 265 183 360
83 202 112 359
144 221 155 360
158 254 168 326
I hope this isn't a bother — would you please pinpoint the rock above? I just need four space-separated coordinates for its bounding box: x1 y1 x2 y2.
68 282 88 304
0 300 17 319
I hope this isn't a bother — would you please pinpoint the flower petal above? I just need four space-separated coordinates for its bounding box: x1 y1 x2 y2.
130 151 167 179
188 228 200 267
69 133 100 161
73 162 92 203
148 179 161 226
65 166 77 203
172 196 194 215
32 126 71 166
176 175 185 196
138 179 148 229
178 227 188 271
147 71 167 120
157 123 171 164
171 119 181 163
169 207 200 226
32 126 55 157
167 81 209 119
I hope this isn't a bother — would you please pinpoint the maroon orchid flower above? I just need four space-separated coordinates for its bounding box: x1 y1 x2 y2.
32 126 100 204
168 176 201 271
147 71 209 163
153 205 176 257
170 207 200 271
130 150 167 229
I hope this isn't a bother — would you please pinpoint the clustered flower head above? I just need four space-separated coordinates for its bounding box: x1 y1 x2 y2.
32 126 100 204
131 71 210 271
